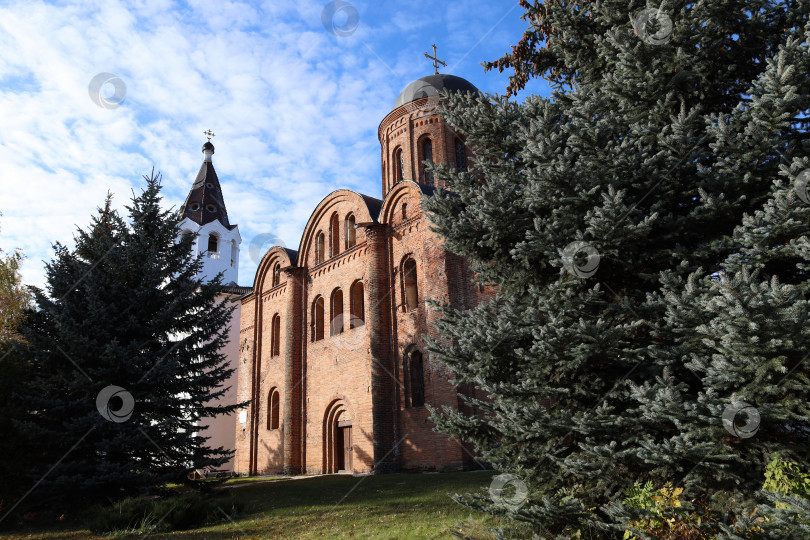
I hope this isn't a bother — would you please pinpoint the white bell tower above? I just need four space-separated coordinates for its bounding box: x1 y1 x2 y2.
176 133 246 474
177 135 241 285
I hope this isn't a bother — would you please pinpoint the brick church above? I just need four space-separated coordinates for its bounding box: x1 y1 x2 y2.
228 69 491 475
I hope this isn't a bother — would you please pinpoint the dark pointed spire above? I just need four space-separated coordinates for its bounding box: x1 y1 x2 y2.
180 139 234 229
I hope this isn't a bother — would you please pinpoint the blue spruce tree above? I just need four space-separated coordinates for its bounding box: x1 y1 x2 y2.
424 1 810 536
16 173 240 509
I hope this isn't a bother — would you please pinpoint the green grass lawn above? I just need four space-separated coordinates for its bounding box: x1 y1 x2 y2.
221 475 287 486
165 475 289 492
1 471 506 539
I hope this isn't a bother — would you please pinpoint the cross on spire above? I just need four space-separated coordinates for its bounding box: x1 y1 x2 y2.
204 129 215 141
424 44 446 75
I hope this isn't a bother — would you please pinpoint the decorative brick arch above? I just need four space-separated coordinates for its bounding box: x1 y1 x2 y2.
378 180 432 225
251 246 297 295
298 190 380 268
322 398 355 473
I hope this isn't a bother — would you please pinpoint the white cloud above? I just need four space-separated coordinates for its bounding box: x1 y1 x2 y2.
0 0 538 290
0 0 396 288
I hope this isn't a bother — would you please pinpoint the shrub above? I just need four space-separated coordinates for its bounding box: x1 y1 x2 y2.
85 491 240 534
762 458 810 502
622 482 709 539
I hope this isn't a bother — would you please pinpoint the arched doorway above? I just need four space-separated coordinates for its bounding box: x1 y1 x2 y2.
323 400 353 473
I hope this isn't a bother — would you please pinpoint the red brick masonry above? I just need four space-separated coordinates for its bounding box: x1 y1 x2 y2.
235 95 494 475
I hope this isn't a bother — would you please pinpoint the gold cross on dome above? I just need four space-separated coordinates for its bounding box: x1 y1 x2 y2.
204 129 215 141
424 44 446 75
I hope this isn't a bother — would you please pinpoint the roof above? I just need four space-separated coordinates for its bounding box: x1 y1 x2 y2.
281 248 299 267
360 194 383 221
413 182 437 197
220 284 253 296
180 144 235 230
392 74 481 110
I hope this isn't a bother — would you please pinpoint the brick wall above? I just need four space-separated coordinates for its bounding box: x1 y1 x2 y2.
235 98 488 476
378 96 471 193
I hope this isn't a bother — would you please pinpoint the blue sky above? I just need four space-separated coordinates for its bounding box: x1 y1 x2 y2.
0 0 550 288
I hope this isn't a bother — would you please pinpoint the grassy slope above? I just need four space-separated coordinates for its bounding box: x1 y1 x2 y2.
1 471 504 539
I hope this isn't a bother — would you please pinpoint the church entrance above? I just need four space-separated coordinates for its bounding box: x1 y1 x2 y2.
335 422 352 472
324 400 353 473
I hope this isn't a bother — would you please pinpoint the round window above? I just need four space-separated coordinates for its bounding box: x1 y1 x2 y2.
206 183 214 189
206 204 217 213
189 203 200 211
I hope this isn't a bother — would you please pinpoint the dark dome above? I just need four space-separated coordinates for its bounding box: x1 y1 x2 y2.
392 74 480 109
202 141 215 153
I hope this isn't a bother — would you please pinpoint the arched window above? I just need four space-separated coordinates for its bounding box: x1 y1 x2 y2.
408 351 425 407
422 138 434 185
315 232 325 265
350 281 364 328
331 289 344 336
312 296 325 341
344 214 356 249
270 314 281 357
393 147 404 183
403 258 419 311
272 262 281 287
329 213 340 257
267 388 280 430
230 240 237 268
207 233 219 254
455 138 467 172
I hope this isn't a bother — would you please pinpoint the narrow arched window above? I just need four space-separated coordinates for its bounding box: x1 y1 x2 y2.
455 138 467 172
230 240 237 268
313 296 325 341
422 139 434 185
393 147 404 183
316 232 325 265
207 233 218 254
344 214 356 249
331 289 344 336
409 351 425 407
403 258 419 311
402 203 408 220
268 388 280 430
350 281 364 328
272 262 280 287
271 314 281 357
329 213 340 257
